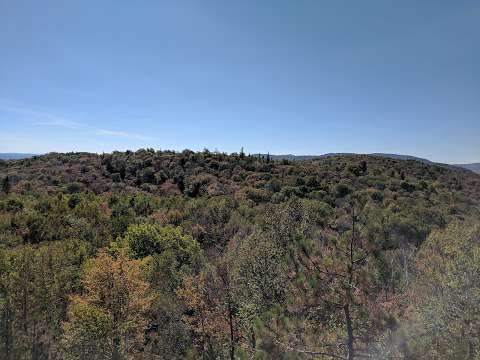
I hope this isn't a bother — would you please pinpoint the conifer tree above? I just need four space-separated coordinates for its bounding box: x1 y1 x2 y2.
2 176 10 194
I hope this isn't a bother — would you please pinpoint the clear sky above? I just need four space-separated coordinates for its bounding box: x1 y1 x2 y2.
0 1 479 163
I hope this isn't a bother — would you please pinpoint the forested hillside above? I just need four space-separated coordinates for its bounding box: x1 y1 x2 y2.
1 149 479 359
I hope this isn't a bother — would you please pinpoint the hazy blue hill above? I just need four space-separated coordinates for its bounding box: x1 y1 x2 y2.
456 163 480 174
264 153 479 174
266 153 356 161
266 152 434 163
0 153 38 160
370 153 434 164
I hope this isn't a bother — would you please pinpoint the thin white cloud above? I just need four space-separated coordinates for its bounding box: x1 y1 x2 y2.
96 129 150 140
36 119 85 129
0 102 151 141
0 104 86 129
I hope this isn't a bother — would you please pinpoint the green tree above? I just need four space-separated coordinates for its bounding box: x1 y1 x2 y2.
114 224 205 359
0 239 90 360
118 224 203 292
231 230 287 357
408 223 480 359
260 198 392 359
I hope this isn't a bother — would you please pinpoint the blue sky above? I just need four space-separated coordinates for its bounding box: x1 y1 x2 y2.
0 0 479 163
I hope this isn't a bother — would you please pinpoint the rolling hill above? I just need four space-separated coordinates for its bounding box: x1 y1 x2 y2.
265 153 479 173
2 152 478 173
1 149 480 359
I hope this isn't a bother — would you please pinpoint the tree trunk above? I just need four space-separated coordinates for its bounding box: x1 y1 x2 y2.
344 303 355 360
112 336 122 360
250 327 256 355
228 305 235 360
344 204 356 360
31 320 37 360
3 302 12 360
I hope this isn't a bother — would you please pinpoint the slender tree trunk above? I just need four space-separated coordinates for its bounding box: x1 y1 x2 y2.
3 301 12 360
31 320 37 360
344 303 355 360
344 204 356 360
219 266 236 360
250 327 256 354
112 309 122 360
468 339 474 360
112 334 122 360
402 246 409 287
23 282 28 333
228 305 235 360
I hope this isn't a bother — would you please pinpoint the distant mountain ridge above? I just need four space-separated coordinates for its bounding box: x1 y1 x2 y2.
1 152 478 174
266 153 435 163
265 153 479 174
0 153 38 160
456 163 480 174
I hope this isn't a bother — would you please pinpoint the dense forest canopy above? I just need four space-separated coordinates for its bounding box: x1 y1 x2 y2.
0 149 479 359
